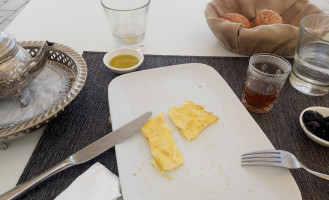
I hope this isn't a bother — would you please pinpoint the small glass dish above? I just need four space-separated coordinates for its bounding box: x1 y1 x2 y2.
103 48 144 74
299 106 329 147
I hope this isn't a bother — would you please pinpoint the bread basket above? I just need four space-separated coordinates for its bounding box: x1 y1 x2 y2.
204 0 324 56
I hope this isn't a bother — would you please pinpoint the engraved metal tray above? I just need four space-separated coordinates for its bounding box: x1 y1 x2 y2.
0 41 87 149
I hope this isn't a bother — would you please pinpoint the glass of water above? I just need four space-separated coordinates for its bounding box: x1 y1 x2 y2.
101 0 150 48
290 14 329 96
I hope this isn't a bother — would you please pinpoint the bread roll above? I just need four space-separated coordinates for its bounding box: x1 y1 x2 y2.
252 9 283 27
222 13 252 29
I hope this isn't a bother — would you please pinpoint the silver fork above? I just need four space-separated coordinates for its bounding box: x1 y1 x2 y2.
241 150 329 180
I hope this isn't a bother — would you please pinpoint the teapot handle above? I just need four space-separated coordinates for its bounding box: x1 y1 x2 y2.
29 41 54 77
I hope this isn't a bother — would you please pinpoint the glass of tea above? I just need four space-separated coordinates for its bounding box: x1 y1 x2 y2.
241 53 292 113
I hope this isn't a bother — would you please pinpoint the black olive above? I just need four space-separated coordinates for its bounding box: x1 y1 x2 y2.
305 121 321 133
322 121 329 132
325 135 329 141
315 111 325 125
324 116 329 122
317 129 329 141
303 110 318 123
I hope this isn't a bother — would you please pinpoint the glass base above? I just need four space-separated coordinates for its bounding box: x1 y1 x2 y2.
113 33 145 49
114 41 144 50
241 93 275 113
241 100 274 113
289 73 329 96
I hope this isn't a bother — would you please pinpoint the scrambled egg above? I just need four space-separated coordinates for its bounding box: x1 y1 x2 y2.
168 101 219 140
141 112 184 175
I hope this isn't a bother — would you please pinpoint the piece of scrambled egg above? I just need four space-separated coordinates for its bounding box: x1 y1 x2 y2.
168 101 219 140
141 112 184 175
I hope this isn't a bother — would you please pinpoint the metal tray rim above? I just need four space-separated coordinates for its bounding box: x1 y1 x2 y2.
0 41 87 149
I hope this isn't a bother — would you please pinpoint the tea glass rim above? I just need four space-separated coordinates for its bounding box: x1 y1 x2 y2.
101 0 150 12
300 14 329 44
249 53 292 78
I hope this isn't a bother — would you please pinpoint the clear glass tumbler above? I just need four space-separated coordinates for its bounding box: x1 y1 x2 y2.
242 53 292 113
101 0 150 48
290 14 329 96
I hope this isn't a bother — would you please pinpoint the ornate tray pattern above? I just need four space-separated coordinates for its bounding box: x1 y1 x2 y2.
0 41 87 149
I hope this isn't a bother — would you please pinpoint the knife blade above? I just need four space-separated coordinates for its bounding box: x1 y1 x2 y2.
0 111 152 200
71 111 152 164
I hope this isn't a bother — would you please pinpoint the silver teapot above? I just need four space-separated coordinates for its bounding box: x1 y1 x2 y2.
0 32 54 106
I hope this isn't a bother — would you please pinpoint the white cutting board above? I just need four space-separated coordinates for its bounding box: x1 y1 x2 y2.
108 63 301 200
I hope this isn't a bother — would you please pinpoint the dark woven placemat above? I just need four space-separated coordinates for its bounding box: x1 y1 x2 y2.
16 52 329 200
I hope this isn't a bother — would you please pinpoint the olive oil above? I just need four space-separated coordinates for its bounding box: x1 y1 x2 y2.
110 55 139 69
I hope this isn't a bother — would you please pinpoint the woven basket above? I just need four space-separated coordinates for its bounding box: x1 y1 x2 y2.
205 0 324 56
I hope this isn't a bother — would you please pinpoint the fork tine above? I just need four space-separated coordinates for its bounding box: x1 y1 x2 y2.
241 158 282 165
241 161 283 167
241 154 281 160
241 157 281 163
241 150 285 168
241 150 281 156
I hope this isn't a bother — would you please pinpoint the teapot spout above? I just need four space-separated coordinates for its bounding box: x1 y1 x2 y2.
29 41 55 77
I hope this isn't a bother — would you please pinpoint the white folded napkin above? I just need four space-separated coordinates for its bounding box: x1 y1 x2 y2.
55 162 121 200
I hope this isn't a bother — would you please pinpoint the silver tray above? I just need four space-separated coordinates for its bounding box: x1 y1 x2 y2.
0 41 87 150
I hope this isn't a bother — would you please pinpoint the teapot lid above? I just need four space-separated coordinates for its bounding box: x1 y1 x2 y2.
0 32 16 59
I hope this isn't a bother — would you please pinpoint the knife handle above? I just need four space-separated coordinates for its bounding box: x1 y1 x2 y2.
0 158 74 200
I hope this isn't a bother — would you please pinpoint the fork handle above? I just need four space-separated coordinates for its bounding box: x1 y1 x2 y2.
0 158 74 200
301 164 329 181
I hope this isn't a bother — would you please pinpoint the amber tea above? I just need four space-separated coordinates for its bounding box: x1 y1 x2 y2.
242 83 279 113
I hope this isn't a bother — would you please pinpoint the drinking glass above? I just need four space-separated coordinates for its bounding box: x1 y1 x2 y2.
101 0 150 48
242 53 292 113
290 14 329 96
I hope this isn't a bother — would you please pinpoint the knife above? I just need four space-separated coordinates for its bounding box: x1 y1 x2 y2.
0 111 152 200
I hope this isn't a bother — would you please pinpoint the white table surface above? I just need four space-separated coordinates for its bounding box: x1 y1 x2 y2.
1 0 328 195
